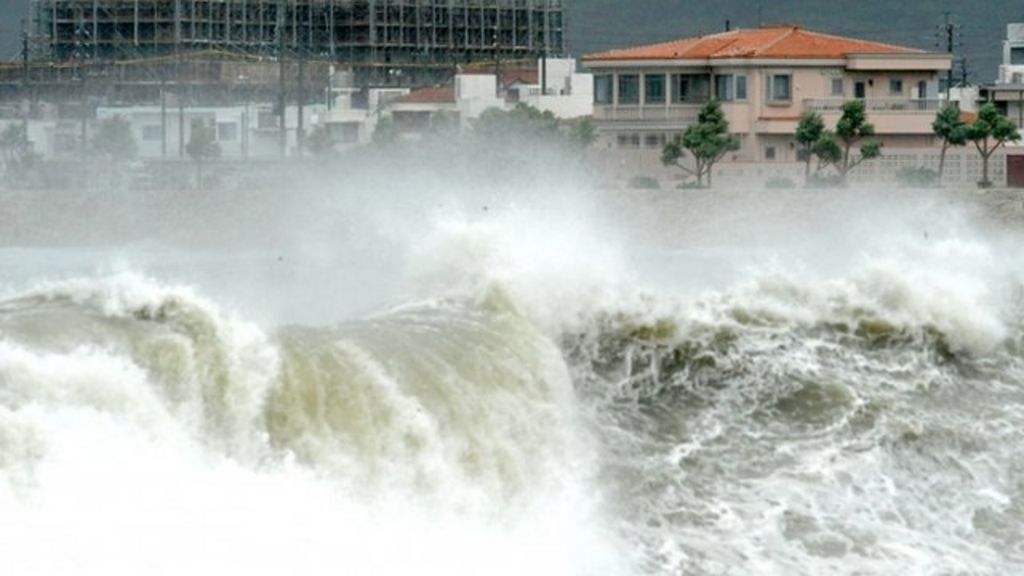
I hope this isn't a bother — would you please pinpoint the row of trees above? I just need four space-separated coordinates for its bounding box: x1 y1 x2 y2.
659 99 884 188
792 100 1020 188
794 100 881 185
932 102 1020 187
660 97 1021 189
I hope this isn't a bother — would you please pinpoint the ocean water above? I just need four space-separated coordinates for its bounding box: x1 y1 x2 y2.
0 179 1022 575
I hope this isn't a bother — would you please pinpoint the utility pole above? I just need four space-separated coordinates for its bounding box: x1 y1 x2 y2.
177 48 185 157
277 1 287 158
160 76 167 157
540 26 547 96
21 19 30 134
492 27 501 98
938 12 960 101
297 46 305 157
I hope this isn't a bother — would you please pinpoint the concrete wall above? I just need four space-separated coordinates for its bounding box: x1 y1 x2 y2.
595 146 1009 188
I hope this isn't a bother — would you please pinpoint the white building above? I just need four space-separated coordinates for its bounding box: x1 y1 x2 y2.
95 102 327 159
313 68 410 149
368 58 593 140
979 23 1024 131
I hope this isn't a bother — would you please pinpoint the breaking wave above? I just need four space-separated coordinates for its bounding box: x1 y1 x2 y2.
2 188 1024 575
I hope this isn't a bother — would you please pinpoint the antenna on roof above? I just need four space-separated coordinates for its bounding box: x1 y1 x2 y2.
725 19 731 32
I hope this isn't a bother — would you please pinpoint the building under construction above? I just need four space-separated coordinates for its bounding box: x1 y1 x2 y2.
27 0 566 91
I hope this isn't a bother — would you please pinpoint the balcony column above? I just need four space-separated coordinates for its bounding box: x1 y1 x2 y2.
639 72 645 120
663 72 671 115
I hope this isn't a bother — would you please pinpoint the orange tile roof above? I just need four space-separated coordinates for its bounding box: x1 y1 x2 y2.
499 70 540 88
460 68 540 87
584 26 925 62
393 85 456 104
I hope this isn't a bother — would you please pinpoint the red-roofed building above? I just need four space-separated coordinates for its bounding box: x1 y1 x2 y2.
581 26 953 181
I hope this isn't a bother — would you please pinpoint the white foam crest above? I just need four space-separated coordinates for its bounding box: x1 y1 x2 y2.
0 277 629 576
13 270 206 317
409 204 631 333
0 344 624 576
1 272 280 460
660 231 1018 357
0 384 624 576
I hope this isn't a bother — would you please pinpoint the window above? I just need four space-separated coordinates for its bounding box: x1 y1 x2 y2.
765 146 776 161
594 75 613 104
672 74 710 103
854 81 866 99
889 79 903 95
644 74 665 104
217 122 238 141
831 78 844 96
1012 46 1024 65
644 133 665 148
917 80 928 99
616 133 641 149
735 76 747 101
618 74 640 104
768 74 792 102
715 74 734 101
142 125 162 141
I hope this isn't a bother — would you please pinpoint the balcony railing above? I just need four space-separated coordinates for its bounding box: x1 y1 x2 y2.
593 104 704 122
804 98 943 113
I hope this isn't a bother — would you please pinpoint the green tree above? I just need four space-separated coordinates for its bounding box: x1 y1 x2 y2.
92 115 138 160
306 123 335 157
931 104 969 184
471 104 595 156
429 110 460 135
812 131 843 168
818 100 882 184
661 100 740 188
473 103 560 140
372 116 399 146
567 117 598 153
0 124 29 167
186 119 221 189
795 111 825 184
0 123 38 185
966 103 1021 188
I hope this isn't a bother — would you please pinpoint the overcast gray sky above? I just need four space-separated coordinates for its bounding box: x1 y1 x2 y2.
1 0 1018 82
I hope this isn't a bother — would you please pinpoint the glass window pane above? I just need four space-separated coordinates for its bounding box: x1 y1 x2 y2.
831 78 843 96
673 75 710 103
594 75 613 104
1012 47 1024 65
736 76 747 100
772 75 791 101
715 74 733 101
644 74 665 104
618 74 640 104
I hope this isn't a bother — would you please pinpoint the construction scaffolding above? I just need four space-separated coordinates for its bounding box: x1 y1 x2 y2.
28 0 566 88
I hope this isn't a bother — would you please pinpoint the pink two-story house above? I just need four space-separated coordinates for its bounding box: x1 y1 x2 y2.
582 26 952 176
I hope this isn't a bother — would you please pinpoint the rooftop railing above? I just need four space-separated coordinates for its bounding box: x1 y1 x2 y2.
593 104 704 122
804 98 943 113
